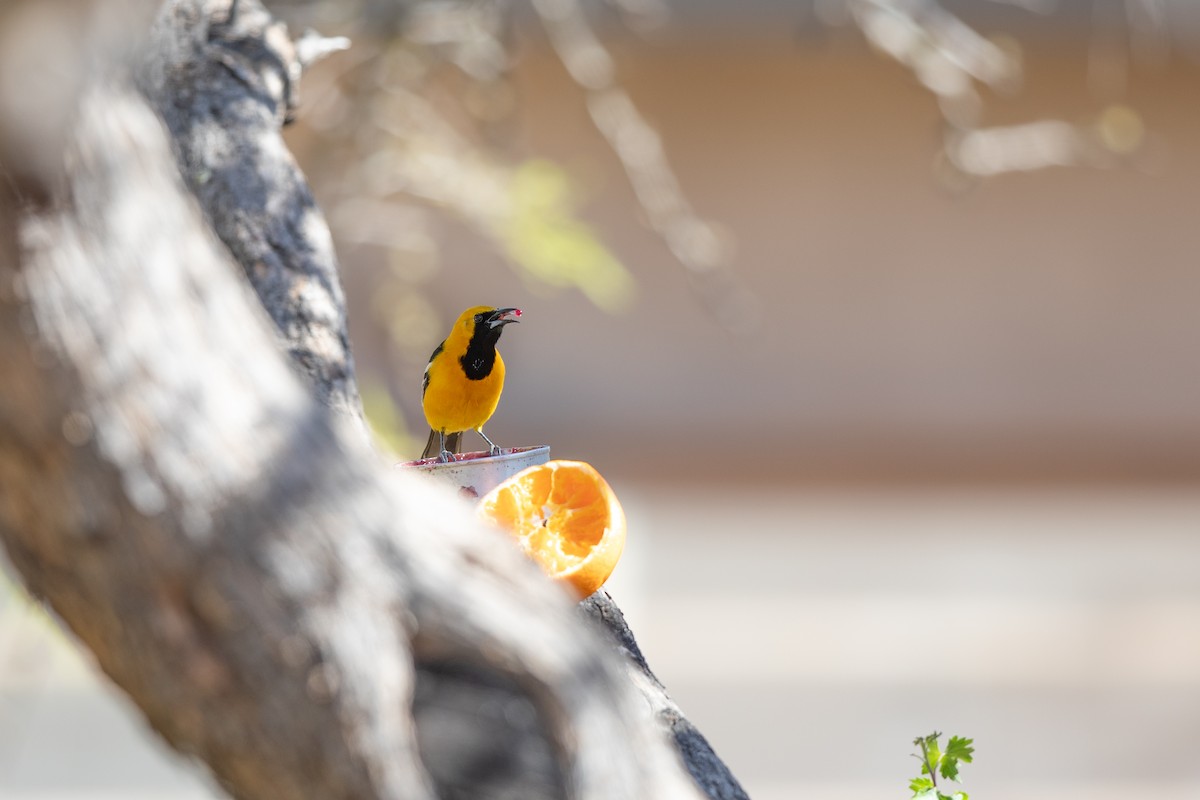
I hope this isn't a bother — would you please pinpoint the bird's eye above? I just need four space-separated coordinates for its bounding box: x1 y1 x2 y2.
474 314 483 324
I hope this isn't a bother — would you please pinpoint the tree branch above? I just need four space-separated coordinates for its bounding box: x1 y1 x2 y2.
581 592 750 800
140 0 362 420
0 1 743 798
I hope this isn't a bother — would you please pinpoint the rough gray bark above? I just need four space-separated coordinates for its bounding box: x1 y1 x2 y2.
0 1 747 799
581 593 750 800
139 0 361 419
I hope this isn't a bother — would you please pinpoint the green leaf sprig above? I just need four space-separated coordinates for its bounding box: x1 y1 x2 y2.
910 732 974 800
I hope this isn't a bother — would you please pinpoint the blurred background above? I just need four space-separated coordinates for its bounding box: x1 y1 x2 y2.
4 0 1200 798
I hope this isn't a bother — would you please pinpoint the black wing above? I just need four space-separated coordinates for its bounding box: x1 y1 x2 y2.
422 340 445 398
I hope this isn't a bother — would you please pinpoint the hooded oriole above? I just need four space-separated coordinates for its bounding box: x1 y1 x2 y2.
421 305 522 462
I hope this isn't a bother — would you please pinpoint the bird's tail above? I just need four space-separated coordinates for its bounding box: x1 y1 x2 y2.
420 429 462 459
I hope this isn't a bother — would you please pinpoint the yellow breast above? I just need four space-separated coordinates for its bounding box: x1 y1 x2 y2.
423 348 506 434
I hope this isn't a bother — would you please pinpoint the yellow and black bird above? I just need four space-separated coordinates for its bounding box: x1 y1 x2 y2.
421 305 522 462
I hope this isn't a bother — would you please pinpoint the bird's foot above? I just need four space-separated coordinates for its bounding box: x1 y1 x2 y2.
437 449 455 463
488 444 503 456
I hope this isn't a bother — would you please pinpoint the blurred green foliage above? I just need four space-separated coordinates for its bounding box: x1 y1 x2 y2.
361 379 422 458
504 160 636 313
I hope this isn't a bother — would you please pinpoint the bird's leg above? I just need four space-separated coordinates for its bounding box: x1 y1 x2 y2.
478 429 502 456
437 430 455 463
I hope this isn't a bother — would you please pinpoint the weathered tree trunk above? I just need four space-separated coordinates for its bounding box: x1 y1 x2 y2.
0 2 749 799
140 0 362 419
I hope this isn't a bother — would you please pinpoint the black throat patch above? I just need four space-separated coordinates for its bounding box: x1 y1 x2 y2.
460 323 503 381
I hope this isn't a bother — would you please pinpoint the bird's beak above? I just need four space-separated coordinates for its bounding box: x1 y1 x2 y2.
488 307 522 328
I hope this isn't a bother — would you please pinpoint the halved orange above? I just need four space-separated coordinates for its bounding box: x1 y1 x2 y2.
477 460 626 599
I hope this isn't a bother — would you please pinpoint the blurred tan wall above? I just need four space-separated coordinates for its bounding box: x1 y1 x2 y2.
339 32 1200 484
